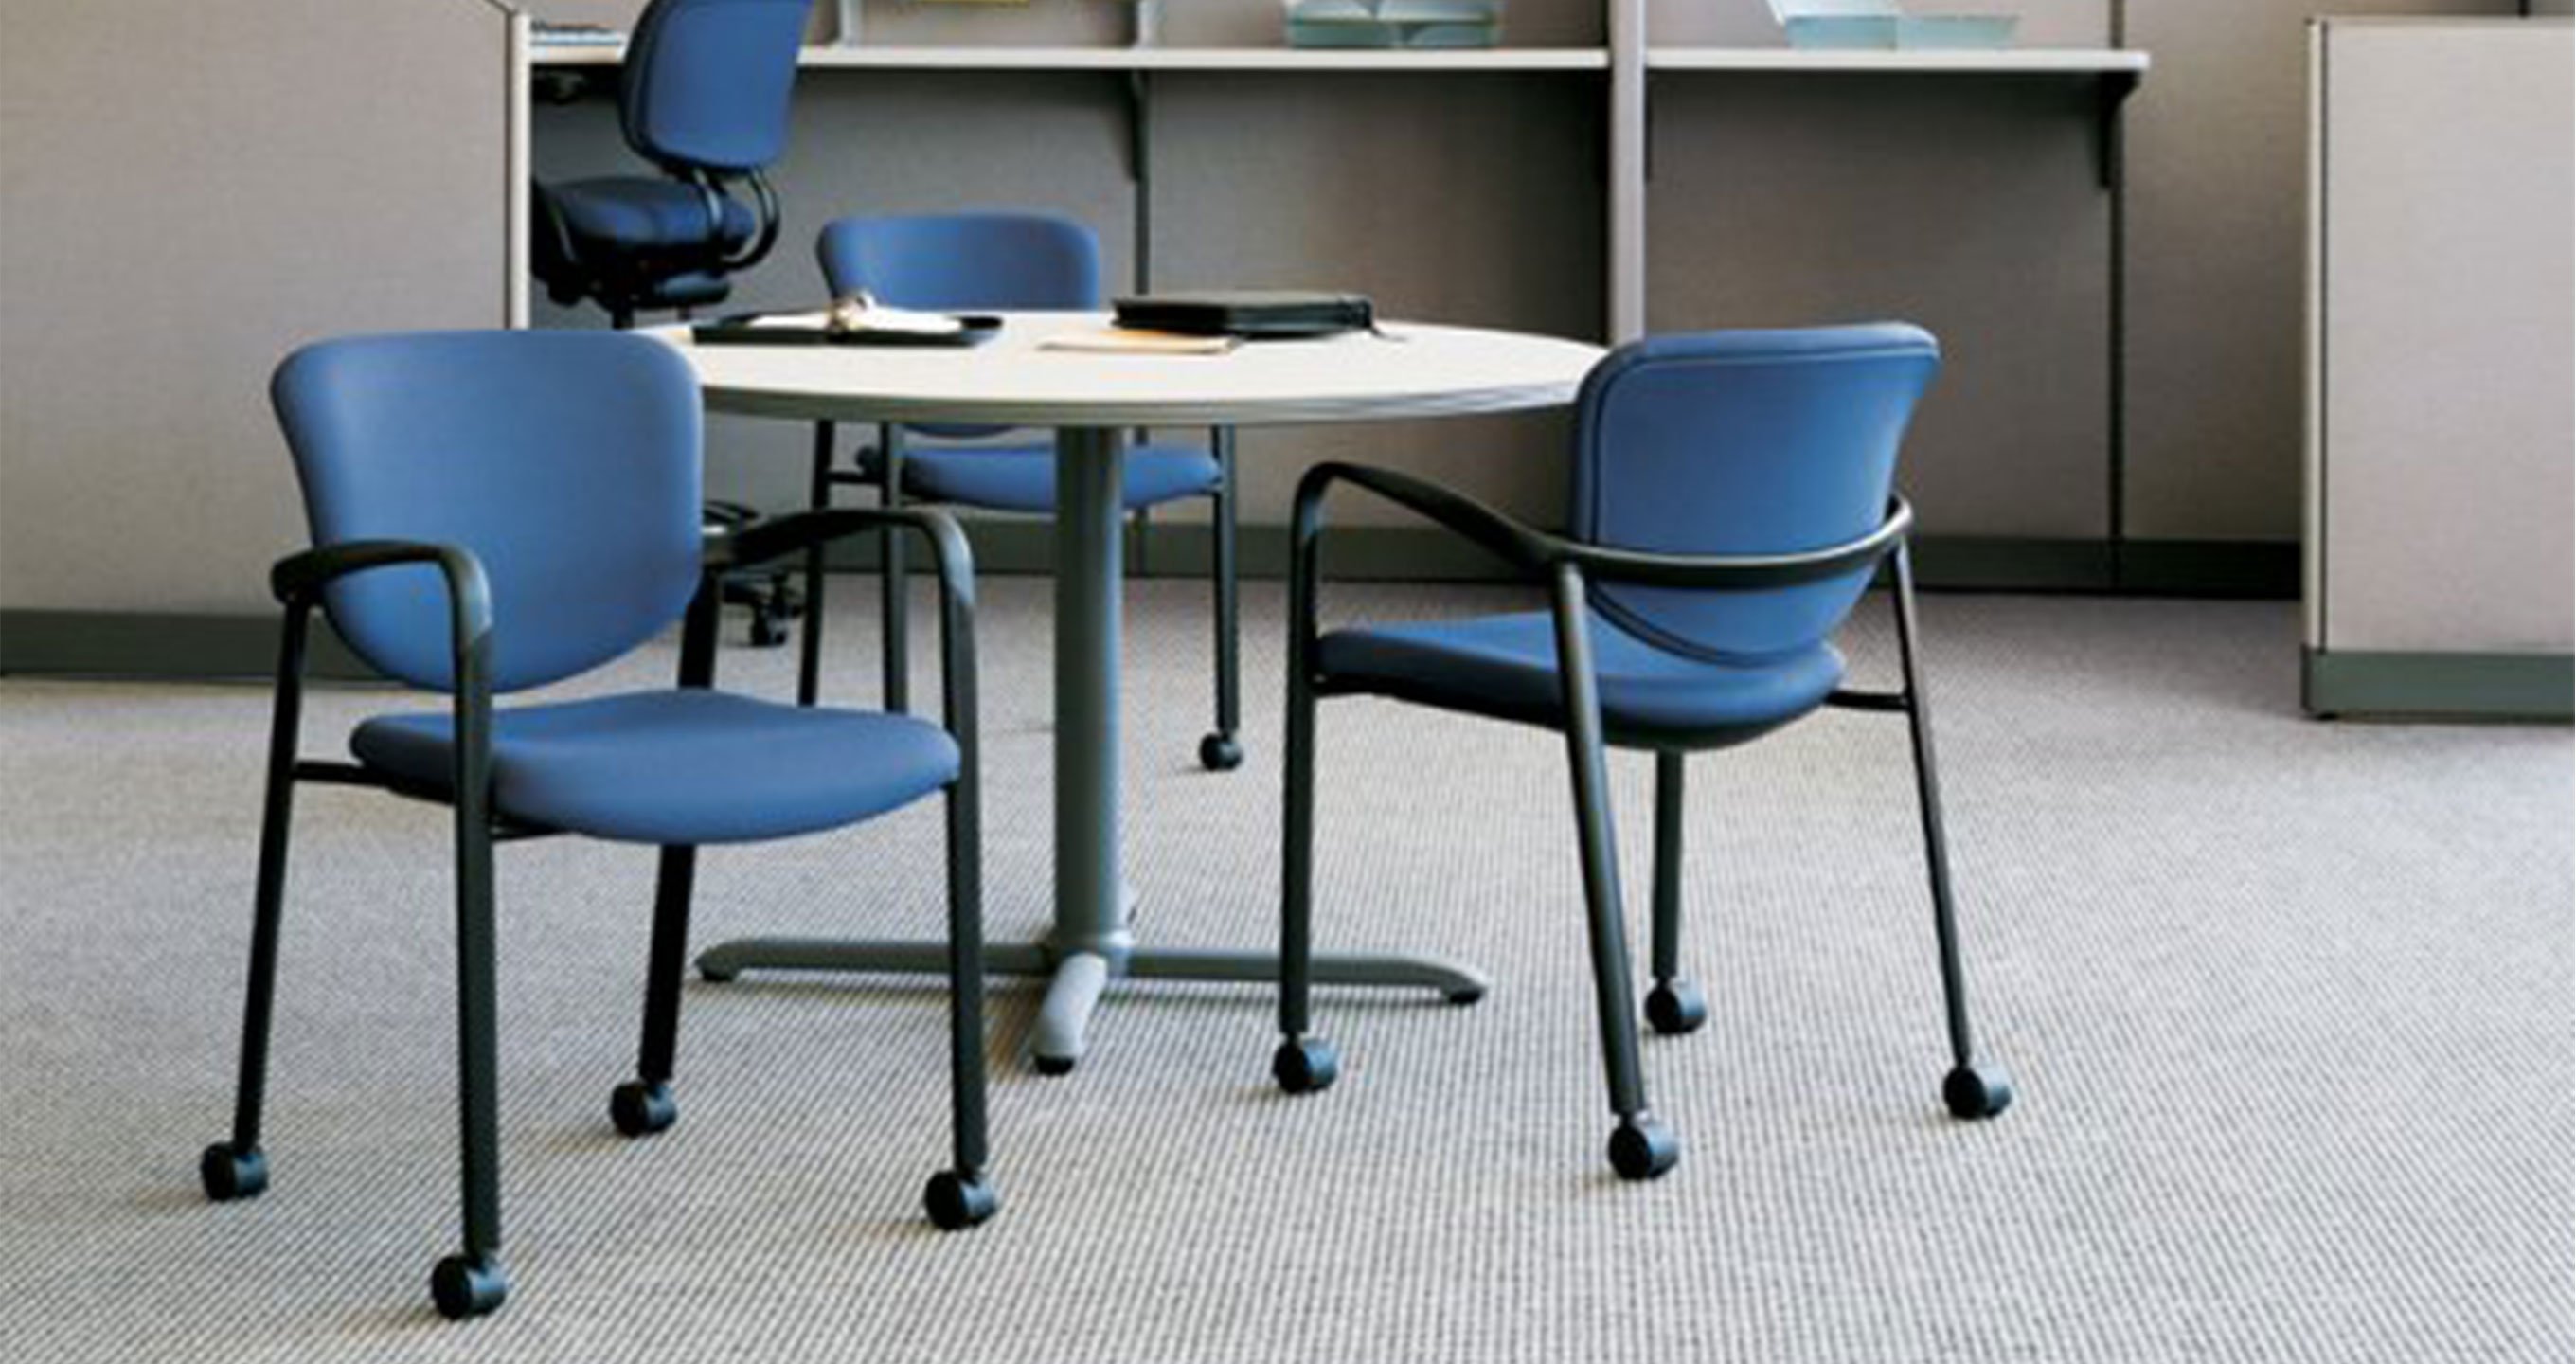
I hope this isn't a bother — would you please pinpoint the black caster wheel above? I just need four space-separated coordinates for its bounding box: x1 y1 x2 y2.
429 1252 510 1320
199 1141 268 1201
923 1170 999 1230
747 610 789 649
1272 1037 1340 1095
698 964 738 984
1032 1053 1077 1077
609 1080 677 1138
1644 979 1708 1036
1607 1115 1681 1181
1444 984 1488 1006
1942 1062 2014 1121
1198 733 1243 772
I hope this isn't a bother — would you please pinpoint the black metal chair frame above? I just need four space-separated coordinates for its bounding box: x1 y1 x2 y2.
795 422 1245 771
1275 461 2009 1180
200 507 993 1320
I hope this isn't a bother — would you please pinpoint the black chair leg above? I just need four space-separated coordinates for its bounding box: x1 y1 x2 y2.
1199 427 1244 772
1890 547 2012 1122
431 750 509 1319
1645 752 1708 1036
923 780 998 1229
611 846 695 1139
796 421 834 708
1550 566 1677 1181
202 608 313 1205
1271 554 1338 1095
879 424 911 715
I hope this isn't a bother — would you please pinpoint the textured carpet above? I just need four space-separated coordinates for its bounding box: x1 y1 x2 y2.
1 582 2567 1363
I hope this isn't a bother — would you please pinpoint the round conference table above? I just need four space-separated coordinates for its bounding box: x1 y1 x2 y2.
663 311 1604 1073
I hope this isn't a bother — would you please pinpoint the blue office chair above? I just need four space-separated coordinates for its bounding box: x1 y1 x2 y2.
1272 326 2012 1180
806 213 1246 771
530 0 811 649
199 331 995 1322
531 0 807 329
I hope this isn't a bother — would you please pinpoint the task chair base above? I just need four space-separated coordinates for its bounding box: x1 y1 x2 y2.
1942 1062 2014 1121
1272 1037 1341 1095
1643 979 1708 1036
199 1142 269 1201
609 1080 679 1138
1608 1115 1681 1181
923 1170 999 1229
430 1252 510 1320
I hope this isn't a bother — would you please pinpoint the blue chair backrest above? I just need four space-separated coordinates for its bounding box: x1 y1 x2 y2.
815 213 1102 313
271 331 706 694
1570 326 1940 662
621 0 809 174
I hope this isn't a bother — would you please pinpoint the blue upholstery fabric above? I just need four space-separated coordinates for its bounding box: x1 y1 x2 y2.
271 332 704 694
352 691 960 845
1571 327 1939 664
1317 611 1846 747
547 177 757 254
861 442 1222 513
620 0 809 174
815 213 1100 314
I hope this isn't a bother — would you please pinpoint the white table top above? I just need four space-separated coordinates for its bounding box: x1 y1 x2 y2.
654 312 1604 428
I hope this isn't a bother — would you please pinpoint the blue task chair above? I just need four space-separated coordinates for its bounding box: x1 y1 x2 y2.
530 0 807 329
1272 326 2012 1180
529 0 813 646
198 332 995 1322
805 213 1246 770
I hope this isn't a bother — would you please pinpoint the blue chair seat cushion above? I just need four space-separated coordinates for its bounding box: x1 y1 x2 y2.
859 441 1221 513
1315 611 1846 747
548 177 758 255
351 690 958 845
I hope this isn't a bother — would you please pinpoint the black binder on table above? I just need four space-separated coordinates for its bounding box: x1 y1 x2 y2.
1112 291 1377 339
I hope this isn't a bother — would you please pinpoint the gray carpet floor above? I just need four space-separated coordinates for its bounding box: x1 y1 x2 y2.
1 581 2567 1363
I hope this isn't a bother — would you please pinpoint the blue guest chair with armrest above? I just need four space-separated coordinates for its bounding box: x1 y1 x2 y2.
1272 326 2012 1179
804 213 1247 770
198 331 995 1322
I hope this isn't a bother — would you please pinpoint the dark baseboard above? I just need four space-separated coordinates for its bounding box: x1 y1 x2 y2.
0 531 2299 681
2302 648 2573 721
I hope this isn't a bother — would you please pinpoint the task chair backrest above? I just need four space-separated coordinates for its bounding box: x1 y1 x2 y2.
815 213 1102 313
620 0 811 175
271 331 707 694
1571 326 1940 662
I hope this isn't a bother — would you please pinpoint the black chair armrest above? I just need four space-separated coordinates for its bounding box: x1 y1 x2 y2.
270 540 494 651
1292 461 1559 579
1296 460 1913 593
1554 498 1914 591
711 507 980 746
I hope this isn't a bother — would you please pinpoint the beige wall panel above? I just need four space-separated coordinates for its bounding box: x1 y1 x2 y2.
2121 0 2513 541
0 0 510 614
1147 74 1605 529
1646 74 2111 538
2317 20 2573 654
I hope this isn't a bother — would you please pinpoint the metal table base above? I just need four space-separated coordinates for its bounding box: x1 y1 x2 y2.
694 427 1488 1072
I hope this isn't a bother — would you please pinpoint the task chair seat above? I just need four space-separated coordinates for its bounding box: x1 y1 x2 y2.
1317 611 1845 746
547 177 760 257
351 691 959 846
857 440 1223 515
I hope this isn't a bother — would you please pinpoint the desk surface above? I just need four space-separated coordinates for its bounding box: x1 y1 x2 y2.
659 312 1604 428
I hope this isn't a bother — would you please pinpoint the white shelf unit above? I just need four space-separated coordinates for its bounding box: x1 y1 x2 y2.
536 43 1612 71
520 12 2154 581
